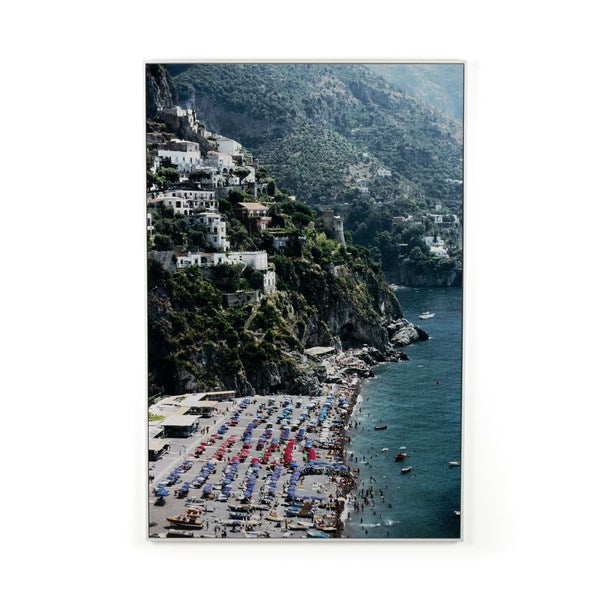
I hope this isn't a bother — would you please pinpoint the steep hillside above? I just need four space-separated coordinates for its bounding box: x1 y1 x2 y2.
167 63 463 209
147 189 415 397
368 64 464 122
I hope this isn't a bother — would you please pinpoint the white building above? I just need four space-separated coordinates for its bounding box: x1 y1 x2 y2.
376 167 392 177
177 250 268 271
176 250 276 294
147 212 154 234
227 251 269 271
423 235 449 258
217 137 242 156
263 270 276 295
430 244 449 258
196 212 229 250
148 190 218 215
158 139 203 173
176 252 228 268
205 151 234 170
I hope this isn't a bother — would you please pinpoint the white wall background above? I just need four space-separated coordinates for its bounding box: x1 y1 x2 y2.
2 1 599 599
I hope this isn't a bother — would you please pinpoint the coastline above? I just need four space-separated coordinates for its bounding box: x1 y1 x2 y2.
317 340 415 537
148 322 426 539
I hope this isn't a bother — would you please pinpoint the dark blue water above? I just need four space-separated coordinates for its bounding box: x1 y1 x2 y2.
344 286 462 539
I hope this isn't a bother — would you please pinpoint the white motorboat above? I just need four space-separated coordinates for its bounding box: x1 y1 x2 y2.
419 311 435 320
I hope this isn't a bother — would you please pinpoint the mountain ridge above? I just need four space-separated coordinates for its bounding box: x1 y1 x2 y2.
166 63 463 210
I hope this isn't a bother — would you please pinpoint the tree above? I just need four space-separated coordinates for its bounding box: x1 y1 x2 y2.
209 263 245 293
242 266 265 291
154 233 174 251
187 229 205 250
256 167 268 181
157 167 180 183
266 180 276 196
228 190 246 204
189 170 212 182
234 167 251 181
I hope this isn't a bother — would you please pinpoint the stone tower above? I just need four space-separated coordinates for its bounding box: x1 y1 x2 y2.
322 209 346 247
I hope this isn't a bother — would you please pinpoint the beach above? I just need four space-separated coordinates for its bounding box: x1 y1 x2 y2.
148 287 461 539
148 376 363 539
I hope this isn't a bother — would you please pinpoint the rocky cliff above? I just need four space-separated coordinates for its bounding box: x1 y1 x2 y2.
146 64 177 119
147 256 427 397
385 262 462 287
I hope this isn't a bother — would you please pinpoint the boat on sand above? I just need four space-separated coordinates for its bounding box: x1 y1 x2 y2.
287 521 309 531
166 508 204 529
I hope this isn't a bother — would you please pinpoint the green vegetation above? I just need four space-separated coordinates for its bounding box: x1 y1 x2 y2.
341 198 460 275
168 63 462 209
147 205 206 251
147 178 401 396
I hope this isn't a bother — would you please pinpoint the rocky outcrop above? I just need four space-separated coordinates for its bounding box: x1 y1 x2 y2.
147 250 176 273
146 64 177 119
385 263 462 287
387 318 429 347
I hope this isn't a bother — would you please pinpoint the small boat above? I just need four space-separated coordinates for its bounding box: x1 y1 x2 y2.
306 530 330 538
221 519 259 526
374 425 388 431
287 521 309 531
228 504 252 512
166 508 204 529
285 507 314 518
449 461 461 467
454 511 461 517
395 453 408 462
229 511 250 519
166 529 195 538
401 466 413 474
419 311 435 320
265 512 284 523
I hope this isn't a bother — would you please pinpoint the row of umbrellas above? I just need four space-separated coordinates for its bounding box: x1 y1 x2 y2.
241 461 261 500
191 461 216 488
266 464 283 497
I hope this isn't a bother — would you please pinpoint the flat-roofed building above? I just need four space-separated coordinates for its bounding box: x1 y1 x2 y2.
161 415 201 438
148 439 170 461
202 390 235 401
179 397 218 417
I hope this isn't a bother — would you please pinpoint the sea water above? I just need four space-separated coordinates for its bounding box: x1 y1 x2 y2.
344 286 462 539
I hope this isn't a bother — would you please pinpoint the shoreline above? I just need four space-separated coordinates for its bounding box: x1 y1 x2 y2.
317 343 410 537
148 329 425 539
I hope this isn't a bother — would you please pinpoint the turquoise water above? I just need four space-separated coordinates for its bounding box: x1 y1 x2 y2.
344 286 462 539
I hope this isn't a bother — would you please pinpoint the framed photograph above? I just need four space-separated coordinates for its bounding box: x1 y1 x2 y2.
146 61 464 540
